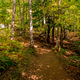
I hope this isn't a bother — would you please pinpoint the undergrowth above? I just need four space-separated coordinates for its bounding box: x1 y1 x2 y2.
73 41 80 54
60 48 66 55
0 29 28 74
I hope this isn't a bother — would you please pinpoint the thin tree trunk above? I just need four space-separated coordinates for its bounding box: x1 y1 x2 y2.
52 26 55 46
52 13 55 46
47 16 50 44
18 0 22 27
60 8 63 48
23 0 26 34
74 11 76 35
64 29 67 39
26 0 28 20
56 0 61 51
29 0 34 48
63 24 67 39
60 27 63 47
23 0 25 26
42 0 47 43
11 0 15 40
56 27 59 46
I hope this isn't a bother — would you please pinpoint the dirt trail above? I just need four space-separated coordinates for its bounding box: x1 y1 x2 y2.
23 40 73 80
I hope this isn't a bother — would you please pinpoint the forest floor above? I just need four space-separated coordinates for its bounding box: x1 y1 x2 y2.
0 32 80 80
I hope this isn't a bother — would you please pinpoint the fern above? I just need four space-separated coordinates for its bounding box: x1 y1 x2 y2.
0 66 5 70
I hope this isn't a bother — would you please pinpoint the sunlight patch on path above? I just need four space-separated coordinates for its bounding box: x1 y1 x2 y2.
28 75 43 80
40 48 51 54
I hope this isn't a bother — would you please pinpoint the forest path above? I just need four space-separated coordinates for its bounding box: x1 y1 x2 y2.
23 38 73 80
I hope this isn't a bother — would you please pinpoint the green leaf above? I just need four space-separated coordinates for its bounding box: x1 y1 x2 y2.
0 66 5 70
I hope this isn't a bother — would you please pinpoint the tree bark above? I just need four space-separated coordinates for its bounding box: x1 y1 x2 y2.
56 27 59 47
47 16 50 44
23 0 26 34
52 13 55 46
63 25 67 40
42 0 47 43
18 0 22 27
60 8 63 48
11 0 15 40
60 27 63 48
26 0 28 20
29 0 34 48
52 26 55 46
56 0 61 51
64 29 66 39
74 11 76 35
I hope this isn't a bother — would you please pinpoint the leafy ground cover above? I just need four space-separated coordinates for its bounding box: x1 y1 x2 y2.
0 29 30 76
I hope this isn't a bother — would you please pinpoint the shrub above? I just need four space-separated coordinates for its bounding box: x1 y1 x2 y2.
61 48 66 54
0 55 14 72
73 41 80 54
28 48 35 55
69 56 80 60
0 29 27 73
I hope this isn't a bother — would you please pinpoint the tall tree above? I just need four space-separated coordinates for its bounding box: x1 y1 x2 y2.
11 0 15 40
29 0 34 48
52 12 55 46
42 0 47 43
60 8 63 48
47 15 50 44
18 0 22 28
56 0 61 51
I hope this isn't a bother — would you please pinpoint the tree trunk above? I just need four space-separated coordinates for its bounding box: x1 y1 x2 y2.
47 16 50 44
74 11 76 35
56 0 61 51
56 27 59 47
47 27 50 44
42 0 47 43
26 0 28 20
52 26 55 46
18 0 22 27
60 27 63 48
60 8 63 48
52 13 55 46
64 28 67 39
29 0 34 48
18 0 23 35
23 0 26 34
23 0 25 24
11 0 15 40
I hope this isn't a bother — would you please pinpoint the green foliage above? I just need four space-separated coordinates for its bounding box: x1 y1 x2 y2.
0 55 14 71
66 38 70 42
69 56 80 60
0 66 5 70
73 41 80 54
68 56 80 66
0 30 26 72
55 45 58 50
73 41 80 46
70 62 76 66
28 48 35 55
61 48 66 54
